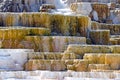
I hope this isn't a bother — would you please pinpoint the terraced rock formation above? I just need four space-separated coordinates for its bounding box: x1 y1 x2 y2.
0 0 119 80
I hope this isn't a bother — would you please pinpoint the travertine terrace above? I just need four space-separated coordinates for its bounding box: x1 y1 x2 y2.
0 0 120 80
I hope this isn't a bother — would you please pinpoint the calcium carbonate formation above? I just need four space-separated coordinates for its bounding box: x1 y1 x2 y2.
0 0 119 80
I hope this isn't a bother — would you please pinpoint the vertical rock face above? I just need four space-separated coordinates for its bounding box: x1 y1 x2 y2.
77 16 91 37
84 54 106 64
4 13 20 26
0 13 91 36
105 54 120 70
0 27 50 48
91 21 100 30
88 64 110 71
20 13 51 27
25 60 66 71
100 24 120 35
22 36 86 52
51 14 91 36
52 14 70 35
0 13 21 26
89 30 110 45
66 45 120 55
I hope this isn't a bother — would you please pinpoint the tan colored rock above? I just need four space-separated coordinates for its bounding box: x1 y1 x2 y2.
65 60 74 65
84 54 106 64
105 54 120 70
45 53 56 60
24 36 86 52
66 45 85 55
110 35 120 45
74 59 89 72
18 40 36 49
114 38 120 45
88 64 110 71
0 13 91 36
91 21 100 30
21 13 51 27
25 60 51 71
112 46 120 53
90 30 110 45
28 52 45 59
85 45 112 53
52 36 86 52
88 64 96 71
1 39 20 48
62 53 77 60
0 28 29 40
55 53 62 60
0 27 50 49
96 64 110 70
109 38 118 45
0 27 50 40
77 16 91 37
29 28 51 36
67 65 75 71
66 45 112 55
25 60 34 71
51 60 66 71
28 52 62 60
52 14 76 36
100 24 120 35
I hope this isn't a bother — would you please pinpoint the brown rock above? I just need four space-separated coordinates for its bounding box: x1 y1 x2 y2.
105 54 120 70
90 30 110 45
74 59 89 71
51 60 66 71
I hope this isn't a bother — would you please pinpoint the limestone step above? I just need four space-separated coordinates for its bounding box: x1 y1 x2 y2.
22 36 86 52
84 54 107 64
0 13 91 36
100 24 120 35
109 38 118 45
65 45 120 55
0 27 50 40
84 54 120 70
25 59 66 71
89 30 110 45
28 52 62 60
110 36 120 45
88 64 110 71
28 52 81 60
67 59 89 71
0 27 50 48
91 23 120 35
25 59 90 71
